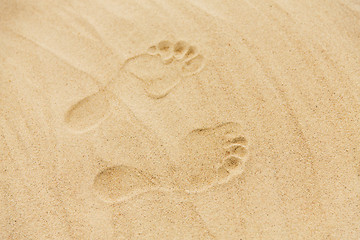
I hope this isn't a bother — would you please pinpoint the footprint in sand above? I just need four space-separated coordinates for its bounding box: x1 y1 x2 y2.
63 44 244 201
90 122 248 203
93 165 160 203
64 40 205 132
123 40 205 99
171 122 249 193
63 88 114 133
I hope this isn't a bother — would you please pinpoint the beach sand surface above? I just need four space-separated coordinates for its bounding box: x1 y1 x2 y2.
1 0 360 239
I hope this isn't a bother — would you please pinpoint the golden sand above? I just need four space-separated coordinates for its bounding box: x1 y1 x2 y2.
1 0 359 239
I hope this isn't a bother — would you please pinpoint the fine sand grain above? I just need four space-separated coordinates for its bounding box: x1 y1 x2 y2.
1 0 360 239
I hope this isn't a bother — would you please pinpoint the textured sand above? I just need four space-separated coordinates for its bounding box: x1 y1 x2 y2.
1 0 360 239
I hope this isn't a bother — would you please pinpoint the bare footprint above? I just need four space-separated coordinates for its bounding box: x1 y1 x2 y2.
64 41 205 131
171 122 249 193
64 88 112 133
91 122 247 202
93 165 160 203
123 40 205 99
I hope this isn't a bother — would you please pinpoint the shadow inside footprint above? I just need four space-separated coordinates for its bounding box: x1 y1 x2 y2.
64 90 111 132
93 165 158 203
122 40 205 99
172 122 248 193
123 54 182 99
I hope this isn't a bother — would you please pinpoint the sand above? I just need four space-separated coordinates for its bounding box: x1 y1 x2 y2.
0 0 359 239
